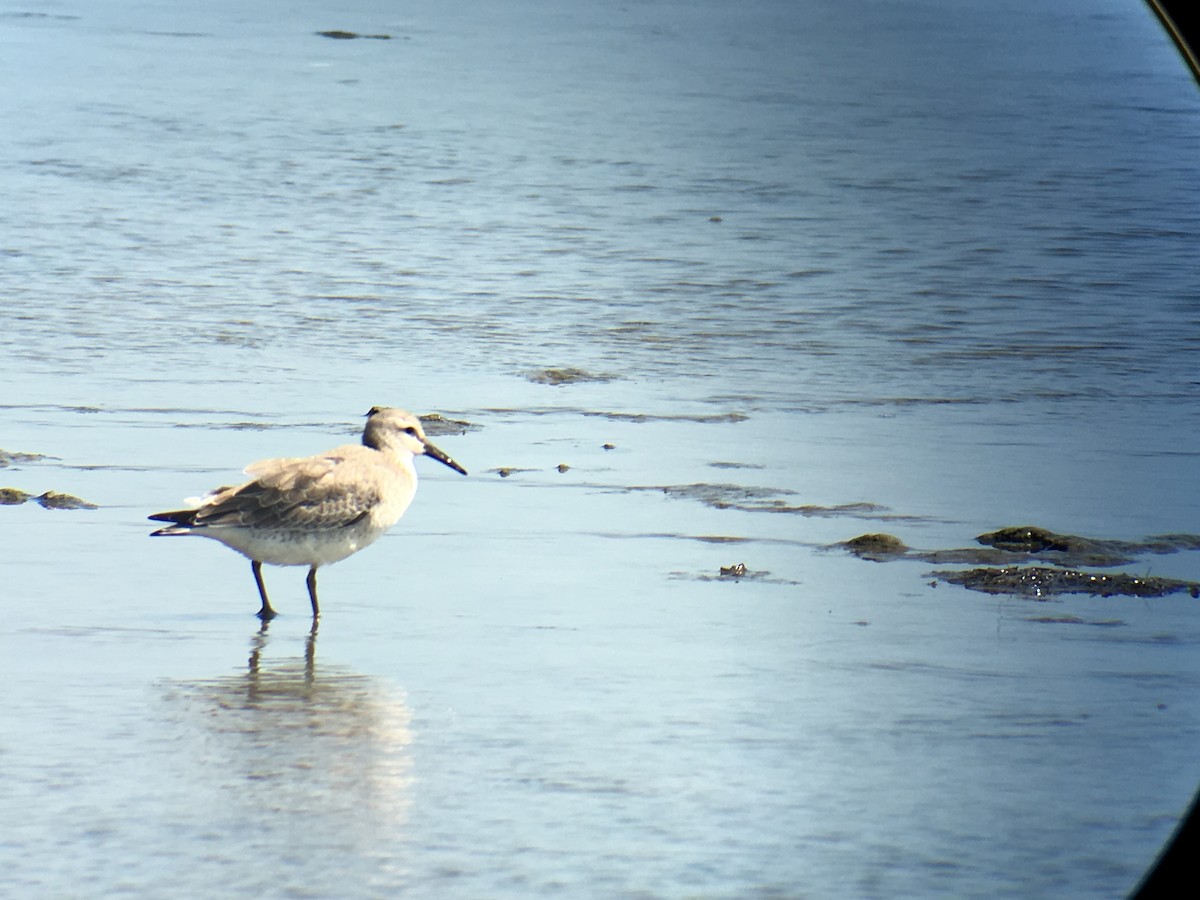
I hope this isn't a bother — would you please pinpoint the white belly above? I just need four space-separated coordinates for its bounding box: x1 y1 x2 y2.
201 519 390 567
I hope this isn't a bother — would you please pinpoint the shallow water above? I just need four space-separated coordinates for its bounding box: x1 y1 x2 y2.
3 0 1200 896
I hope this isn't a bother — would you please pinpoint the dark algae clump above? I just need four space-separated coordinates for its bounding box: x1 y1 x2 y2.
36 491 98 510
933 566 1199 600
0 446 95 509
0 489 97 509
840 525 1200 599
841 533 909 560
977 526 1074 553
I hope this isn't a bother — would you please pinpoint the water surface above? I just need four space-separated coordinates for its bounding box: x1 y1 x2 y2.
2 0 1199 896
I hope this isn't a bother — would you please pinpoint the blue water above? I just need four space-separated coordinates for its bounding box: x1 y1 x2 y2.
2 0 1199 896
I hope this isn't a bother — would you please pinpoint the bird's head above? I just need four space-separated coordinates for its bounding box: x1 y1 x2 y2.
363 406 468 475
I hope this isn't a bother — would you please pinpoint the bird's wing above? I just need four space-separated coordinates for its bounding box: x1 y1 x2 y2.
195 448 383 531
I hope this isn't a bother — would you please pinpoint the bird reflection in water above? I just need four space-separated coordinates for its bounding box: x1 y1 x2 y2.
246 618 317 681
168 621 414 851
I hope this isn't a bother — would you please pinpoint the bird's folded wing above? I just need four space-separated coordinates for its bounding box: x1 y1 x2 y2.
197 453 380 531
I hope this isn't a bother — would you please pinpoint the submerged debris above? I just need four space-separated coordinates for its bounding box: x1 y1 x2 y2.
1142 534 1200 552
676 567 791 584
527 367 616 386
480 406 747 424
659 483 783 508
419 413 479 436
583 410 748 424
1024 615 1126 627
488 467 537 478
643 484 905 520
931 566 1200 599
0 449 48 467
316 30 392 40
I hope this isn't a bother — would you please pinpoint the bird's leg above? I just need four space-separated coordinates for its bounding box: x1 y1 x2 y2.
306 565 321 619
252 560 277 620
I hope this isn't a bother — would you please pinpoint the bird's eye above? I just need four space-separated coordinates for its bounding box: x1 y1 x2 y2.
404 426 417 436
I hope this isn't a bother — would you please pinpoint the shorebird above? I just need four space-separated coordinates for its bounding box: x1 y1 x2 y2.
149 406 467 620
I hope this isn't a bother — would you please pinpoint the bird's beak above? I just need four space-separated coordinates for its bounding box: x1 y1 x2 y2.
424 440 468 475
